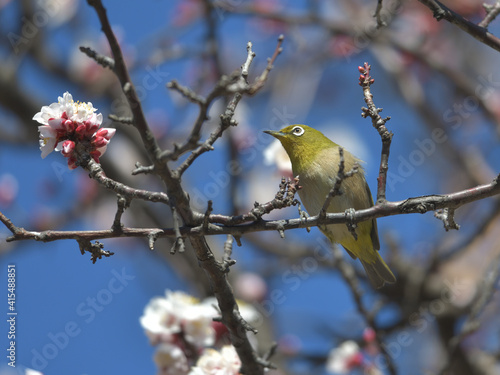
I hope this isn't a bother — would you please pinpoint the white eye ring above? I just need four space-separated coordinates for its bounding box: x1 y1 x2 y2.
291 126 304 136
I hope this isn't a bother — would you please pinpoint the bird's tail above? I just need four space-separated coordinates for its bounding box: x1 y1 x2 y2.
360 253 396 289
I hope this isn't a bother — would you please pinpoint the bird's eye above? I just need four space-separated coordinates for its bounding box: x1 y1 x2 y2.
292 126 304 136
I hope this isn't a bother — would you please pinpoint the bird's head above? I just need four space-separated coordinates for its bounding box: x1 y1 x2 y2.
264 125 336 172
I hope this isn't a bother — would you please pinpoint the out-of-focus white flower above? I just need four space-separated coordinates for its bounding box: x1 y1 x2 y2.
42 0 78 27
326 341 363 374
33 92 115 169
263 139 293 178
154 343 190 375
189 345 241 375
140 296 183 343
140 290 215 348
233 272 267 302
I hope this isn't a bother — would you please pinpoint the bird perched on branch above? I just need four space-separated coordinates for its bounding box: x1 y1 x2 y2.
264 125 395 288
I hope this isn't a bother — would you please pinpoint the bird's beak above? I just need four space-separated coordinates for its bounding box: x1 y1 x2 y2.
263 130 284 139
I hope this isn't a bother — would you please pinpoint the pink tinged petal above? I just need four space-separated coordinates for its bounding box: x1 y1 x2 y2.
99 144 109 154
95 113 103 126
48 118 65 130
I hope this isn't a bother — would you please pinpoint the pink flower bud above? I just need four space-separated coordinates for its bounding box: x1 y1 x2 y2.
67 156 78 170
61 140 75 156
75 124 86 135
363 327 376 343
95 128 116 140
90 150 102 163
92 136 109 148
346 351 363 368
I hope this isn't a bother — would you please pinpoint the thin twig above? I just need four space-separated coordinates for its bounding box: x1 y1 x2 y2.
108 114 134 125
77 239 115 263
359 63 392 203
167 80 207 105
222 235 236 272
112 195 130 231
319 147 359 217
434 207 460 231
79 46 115 70
479 1 500 28
131 162 156 176
241 41 256 79
374 0 387 28
170 205 186 254
84 158 170 205
0 211 21 236
147 229 164 250
247 35 284 95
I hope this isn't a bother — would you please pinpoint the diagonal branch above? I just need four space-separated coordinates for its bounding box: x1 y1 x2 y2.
418 0 500 52
87 0 165 166
84 158 170 205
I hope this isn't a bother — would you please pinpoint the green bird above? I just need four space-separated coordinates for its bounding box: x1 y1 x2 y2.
265 125 395 288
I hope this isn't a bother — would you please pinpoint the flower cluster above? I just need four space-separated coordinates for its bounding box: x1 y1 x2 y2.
140 290 258 375
33 92 115 169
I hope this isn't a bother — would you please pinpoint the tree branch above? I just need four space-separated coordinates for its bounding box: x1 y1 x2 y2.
6 174 500 243
84 158 170 205
418 0 500 52
359 63 392 203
